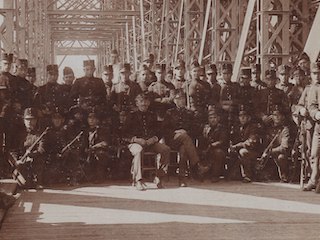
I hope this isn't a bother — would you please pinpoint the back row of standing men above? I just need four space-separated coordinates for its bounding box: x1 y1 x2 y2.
0 49 320 191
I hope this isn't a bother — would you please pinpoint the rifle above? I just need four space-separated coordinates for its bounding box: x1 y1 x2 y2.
15 127 50 166
58 131 83 157
256 129 281 171
299 116 311 188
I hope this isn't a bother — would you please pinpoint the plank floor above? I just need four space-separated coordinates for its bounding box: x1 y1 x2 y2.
0 178 320 240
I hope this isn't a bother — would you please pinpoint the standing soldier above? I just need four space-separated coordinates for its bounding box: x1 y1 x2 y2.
26 67 38 102
205 63 220 106
297 52 311 77
124 93 171 190
0 53 15 96
238 68 255 109
304 62 320 192
187 61 211 122
101 65 113 100
276 64 294 96
250 63 267 90
256 70 289 126
14 59 33 109
172 59 187 90
111 63 142 114
70 60 106 109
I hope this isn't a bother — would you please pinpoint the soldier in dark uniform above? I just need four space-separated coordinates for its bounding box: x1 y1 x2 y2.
163 90 207 187
35 64 71 127
304 62 320 192
187 61 211 122
83 109 111 182
238 68 255 109
62 66 75 86
297 52 311 77
26 67 38 102
172 59 186 90
110 63 142 114
66 105 87 137
276 64 294 95
256 70 289 125
70 60 106 109
124 93 170 190
101 65 113 100
205 63 220 106
229 105 261 183
250 63 267 90
15 108 47 188
0 53 16 95
199 106 228 182
14 59 33 109
261 106 291 183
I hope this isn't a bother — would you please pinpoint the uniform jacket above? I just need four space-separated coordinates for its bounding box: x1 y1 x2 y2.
266 125 290 154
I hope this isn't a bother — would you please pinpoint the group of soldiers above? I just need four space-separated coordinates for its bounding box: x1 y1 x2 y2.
0 48 320 192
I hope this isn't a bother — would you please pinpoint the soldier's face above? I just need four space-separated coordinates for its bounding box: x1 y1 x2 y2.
120 71 130 82
190 67 200 80
139 70 148 82
48 72 58 83
24 118 37 130
292 72 304 85
52 116 64 128
16 65 28 78
272 113 283 126
102 72 112 83
251 71 260 81
311 71 320 83
63 73 74 85
208 115 219 126
298 59 309 71
136 98 150 112
84 65 95 77
239 114 250 125
175 67 185 78
240 76 251 86
110 53 118 64
155 70 163 81
222 72 232 82
206 71 216 83
26 75 36 84
278 72 289 83
174 97 186 108
87 115 99 127
0 60 11 72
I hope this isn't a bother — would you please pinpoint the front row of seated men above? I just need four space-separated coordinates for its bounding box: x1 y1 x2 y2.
8 90 291 191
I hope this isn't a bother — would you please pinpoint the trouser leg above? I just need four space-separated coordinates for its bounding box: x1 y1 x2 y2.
128 143 143 183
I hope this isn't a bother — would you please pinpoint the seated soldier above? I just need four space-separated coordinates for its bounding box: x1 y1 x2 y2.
83 109 111 183
229 105 261 183
199 106 228 182
163 89 208 187
14 108 47 188
260 106 290 182
124 93 171 190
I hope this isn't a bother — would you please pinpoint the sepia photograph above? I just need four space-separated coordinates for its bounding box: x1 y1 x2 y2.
0 0 320 239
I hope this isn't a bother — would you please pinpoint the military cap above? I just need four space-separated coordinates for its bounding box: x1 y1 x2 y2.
135 92 150 101
69 105 85 116
250 63 261 73
221 63 233 73
87 107 103 120
205 64 217 74
63 66 74 76
120 63 131 73
52 107 66 119
167 69 173 75
208 105 221 116
111 49 118 55
278 64 291 75
27 67 36 77
190 60 200 70
103 65 113 73
143 53 155 63
16 59 28 68
23 107 38 119
265 69 277 79
238 104 251 116
46 64 58 73
154 64 166 72
310 62 320 73
271 104 284 115
240 68 251 78
83 59 95 67
298 52 310 62
173 89 186 99
1 53 13 62
0 74 9 90
173 59 186 69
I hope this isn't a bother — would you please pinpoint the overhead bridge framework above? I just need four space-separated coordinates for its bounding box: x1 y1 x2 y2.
0 0 319 83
